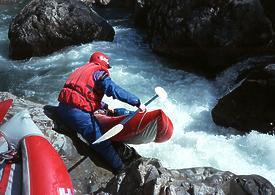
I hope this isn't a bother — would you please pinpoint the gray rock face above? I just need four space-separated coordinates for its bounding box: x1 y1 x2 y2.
98 158 275 195
8 0 115 60
135 0 275 72
212 64 275 133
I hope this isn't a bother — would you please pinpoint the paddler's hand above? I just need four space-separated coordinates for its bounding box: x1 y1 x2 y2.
106 106 115 115
107 108 114 114
138 103 146 112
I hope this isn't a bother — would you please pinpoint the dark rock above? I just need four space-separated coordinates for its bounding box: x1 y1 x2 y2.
134 0 147 28
81 0 111 6
260 0 275 32
134 0 275 74
8 0 115 60
81 0 136 9
97 158 275 195
106 0 136 9
212 64 275 133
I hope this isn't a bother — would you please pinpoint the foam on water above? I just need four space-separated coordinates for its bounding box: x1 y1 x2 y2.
135 131 275 184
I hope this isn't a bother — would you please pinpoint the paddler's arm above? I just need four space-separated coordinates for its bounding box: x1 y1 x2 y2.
103 77 141 107
94 70 146 111
93 71 115 115
94 71 141 107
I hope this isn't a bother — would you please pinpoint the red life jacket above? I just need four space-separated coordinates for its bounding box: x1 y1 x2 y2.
58 63 109 112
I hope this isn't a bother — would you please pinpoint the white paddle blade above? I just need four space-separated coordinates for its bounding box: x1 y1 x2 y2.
92 124 124 144
155 86 167 100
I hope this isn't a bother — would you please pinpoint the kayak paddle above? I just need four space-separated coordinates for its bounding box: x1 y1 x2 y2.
0 99 13 124
93 86 167 144
68 156 88 172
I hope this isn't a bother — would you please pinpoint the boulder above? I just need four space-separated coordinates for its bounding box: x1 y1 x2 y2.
81 0 111 6
134 0 275 74
212 64 275 133
134 0 147 28
260 0 275 31
8 0 115 60
82 0 137 9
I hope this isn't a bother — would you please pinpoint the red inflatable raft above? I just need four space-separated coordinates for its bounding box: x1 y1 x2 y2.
43 105 173 145
95 109 173 144
0 100 74 195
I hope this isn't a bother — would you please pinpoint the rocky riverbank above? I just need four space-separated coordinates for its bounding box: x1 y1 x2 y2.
1 92 275 194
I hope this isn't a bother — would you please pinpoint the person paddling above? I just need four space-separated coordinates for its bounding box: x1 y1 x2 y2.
57 51 146 173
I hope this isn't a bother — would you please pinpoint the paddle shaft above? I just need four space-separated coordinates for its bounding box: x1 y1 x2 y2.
120 94 158 125
68 156 88 173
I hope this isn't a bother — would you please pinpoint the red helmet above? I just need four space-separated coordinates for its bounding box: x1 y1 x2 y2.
89 52 110 68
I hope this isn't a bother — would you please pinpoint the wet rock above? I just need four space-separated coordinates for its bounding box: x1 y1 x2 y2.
8 0 115 60
212 64 275 133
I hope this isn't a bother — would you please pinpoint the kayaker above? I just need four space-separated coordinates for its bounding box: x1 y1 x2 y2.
56 51 146 173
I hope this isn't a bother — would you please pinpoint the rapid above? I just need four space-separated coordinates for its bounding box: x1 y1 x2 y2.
1 3 275 185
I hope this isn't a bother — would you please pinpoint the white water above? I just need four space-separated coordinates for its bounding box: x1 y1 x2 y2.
1 4 275 185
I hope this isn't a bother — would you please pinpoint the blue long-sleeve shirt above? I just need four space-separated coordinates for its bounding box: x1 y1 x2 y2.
94 70 141 108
